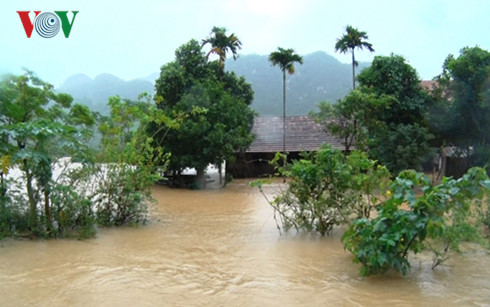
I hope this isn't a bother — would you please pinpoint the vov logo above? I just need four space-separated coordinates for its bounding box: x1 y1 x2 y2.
17 11 79 38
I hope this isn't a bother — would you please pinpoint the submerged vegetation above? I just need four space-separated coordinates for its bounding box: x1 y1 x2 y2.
1 23 489 280
254 33 490 276
252 147 389 236
152 35 255 188
254 148 489 276
0 72 170 239
0 26 256 238
342 167 489 276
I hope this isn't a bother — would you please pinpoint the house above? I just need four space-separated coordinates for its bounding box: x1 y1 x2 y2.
421 80 470 178
436 146 472 179
227 116 344 178
420 80 438 92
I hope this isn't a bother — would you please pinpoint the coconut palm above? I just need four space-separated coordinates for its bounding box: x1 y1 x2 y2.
269 47 303 158
335 25 374 89
202 26 242 75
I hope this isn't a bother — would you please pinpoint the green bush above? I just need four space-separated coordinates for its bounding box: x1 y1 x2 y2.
342 167 490 276
0 73 168 240
50 184 96 239
252 146 390 236
91 164 155 226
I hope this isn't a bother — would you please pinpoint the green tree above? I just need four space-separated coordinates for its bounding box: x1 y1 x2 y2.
314 55 433 174
0 71 95 237
85 95 171 225
153 39 255 188
357 54 434 174
202 26 242 75
0 72 170 238
335 25 374 89
432 47 490 171
312 90 389 152
155 39 212 108
357 54 428 125
268 47 303 157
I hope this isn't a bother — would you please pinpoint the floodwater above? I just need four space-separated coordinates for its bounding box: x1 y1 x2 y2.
1 180 489 306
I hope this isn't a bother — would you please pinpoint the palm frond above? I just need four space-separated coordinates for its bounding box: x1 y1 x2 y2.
201 26 242 72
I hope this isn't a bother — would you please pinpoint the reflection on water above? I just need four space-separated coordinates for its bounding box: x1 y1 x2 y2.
1 180 489 306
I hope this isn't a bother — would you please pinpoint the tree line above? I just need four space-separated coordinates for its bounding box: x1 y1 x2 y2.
0 26 257 238
254 25 490 277
0 72 174 239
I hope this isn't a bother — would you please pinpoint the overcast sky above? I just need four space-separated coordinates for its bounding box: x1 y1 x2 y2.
1 0 489 86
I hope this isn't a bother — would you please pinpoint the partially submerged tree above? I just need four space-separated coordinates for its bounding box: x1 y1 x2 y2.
153 38 255 188
0 71 95 237
0 72 167 238
252 147 390 236
343 167 490 276
85 94 172 225
335 25 374 89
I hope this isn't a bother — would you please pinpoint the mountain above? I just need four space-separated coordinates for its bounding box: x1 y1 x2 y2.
57 51 368 116
57 73 154 114
226 51 369 116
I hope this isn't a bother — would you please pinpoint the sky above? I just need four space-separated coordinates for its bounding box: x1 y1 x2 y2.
1 0 489 87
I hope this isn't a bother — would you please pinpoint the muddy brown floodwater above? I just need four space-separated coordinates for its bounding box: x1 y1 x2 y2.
0 180 489 306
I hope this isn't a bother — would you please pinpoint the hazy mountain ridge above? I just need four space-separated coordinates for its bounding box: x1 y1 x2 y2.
226 51 369 116
58 51 367 116
57 73 154 114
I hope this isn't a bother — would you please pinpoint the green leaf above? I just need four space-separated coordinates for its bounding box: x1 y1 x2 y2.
480 180 490 190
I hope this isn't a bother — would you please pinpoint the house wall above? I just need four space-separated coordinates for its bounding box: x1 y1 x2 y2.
445 157 470 178
227 152 304 178
227 152 276 178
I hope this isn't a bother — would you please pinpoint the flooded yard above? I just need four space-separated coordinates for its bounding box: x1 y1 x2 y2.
0 180 489 306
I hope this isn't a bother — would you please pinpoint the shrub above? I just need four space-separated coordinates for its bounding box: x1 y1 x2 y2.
252 146 390 236
91 164 155 226
50 183 96 239
342 167 490 276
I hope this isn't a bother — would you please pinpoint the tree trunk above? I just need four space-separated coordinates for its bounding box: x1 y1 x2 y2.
0 172 5 199
282 70 287 183
283 70 286 156
218 163 223 187
24 164 37 233
438 148 447 181
195 168 206 190
351 49 356 90
44 188 53 235
0 172 6 218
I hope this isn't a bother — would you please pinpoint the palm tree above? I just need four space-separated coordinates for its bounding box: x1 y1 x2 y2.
335 25 374 89
269 47 303 159
202 26 242 75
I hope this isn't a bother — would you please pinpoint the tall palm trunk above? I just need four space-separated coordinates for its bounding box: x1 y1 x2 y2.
282 70 287 183
282 70 286 157
351 49 356 90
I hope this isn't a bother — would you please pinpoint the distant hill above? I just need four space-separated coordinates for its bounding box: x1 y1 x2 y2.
57 51 368 116
57 73 154 114
226 51 369 116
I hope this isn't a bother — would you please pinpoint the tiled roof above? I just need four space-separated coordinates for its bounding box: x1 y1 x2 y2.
247 116 344 153
421 80 438 91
